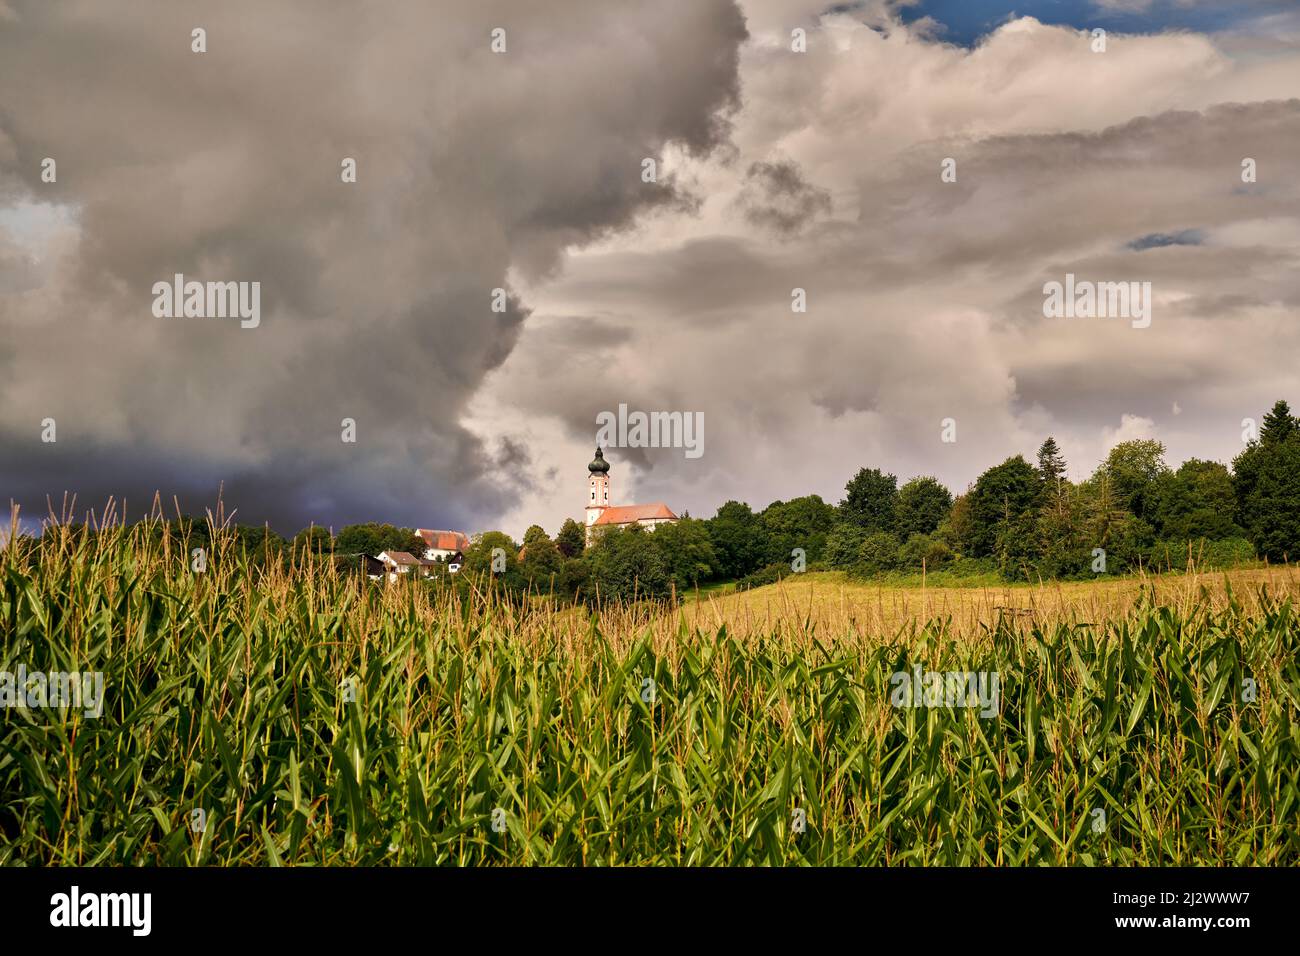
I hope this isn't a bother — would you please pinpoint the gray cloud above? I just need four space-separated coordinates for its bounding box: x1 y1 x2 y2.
1127 229 1204 251
0 0 747 532
735 159 832 236
7 4 1300 543
469 16 1300 533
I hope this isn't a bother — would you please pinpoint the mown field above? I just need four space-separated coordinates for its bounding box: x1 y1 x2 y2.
3 519 1299 865
682 567 1300 642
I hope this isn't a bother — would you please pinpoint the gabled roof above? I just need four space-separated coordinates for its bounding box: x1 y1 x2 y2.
416 529 470 551
593 503 678 526
379 550 420 566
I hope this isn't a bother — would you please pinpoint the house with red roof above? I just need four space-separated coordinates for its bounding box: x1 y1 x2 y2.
415 528 470 562
584 447 678 544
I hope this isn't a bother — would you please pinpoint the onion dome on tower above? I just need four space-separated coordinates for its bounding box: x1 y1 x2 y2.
588 447 610 474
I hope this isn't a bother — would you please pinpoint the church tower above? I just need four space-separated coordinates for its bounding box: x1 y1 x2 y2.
586 447 610 530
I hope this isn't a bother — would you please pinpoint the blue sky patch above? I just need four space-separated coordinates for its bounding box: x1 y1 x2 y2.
895 1 1294 46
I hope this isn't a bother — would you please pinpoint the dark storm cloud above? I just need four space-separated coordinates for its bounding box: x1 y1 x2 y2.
0 0 747 533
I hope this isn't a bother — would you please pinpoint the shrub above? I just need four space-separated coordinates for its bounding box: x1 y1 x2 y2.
857 532 900 574
846 532 900 580
824 522 868 569
1146 537 1257 571
734 562 791 591
897 533 953 571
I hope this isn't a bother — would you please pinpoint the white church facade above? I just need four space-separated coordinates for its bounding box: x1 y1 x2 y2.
584 447 678 543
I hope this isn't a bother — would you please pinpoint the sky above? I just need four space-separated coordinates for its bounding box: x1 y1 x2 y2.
896 0 1300 46
2 0 1299 541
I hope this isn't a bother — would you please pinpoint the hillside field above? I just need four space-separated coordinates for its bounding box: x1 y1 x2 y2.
679 566 1300 643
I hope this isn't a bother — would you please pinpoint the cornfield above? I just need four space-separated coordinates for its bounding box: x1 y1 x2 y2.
3 511 1299 865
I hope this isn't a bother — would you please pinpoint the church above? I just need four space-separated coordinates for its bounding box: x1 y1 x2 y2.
584 447 678 544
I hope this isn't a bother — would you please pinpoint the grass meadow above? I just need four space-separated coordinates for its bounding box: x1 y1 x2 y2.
3 512 1299 866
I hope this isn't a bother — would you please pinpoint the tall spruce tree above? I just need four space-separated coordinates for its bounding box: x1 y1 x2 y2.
1260 399 1299 445
1234 399 1300 560
1037 437 1067 486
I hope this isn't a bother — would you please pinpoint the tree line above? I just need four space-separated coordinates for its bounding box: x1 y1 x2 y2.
449 399 1299 602
20 400 1298 603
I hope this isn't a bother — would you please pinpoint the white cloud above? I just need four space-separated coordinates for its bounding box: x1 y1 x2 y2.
469 7 1300 535
1104 414 1160 449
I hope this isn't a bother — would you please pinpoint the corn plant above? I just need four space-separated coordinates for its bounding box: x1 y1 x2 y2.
2 513 1298 865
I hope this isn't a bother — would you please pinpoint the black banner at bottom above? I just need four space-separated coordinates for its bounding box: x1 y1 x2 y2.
1 866 1284 942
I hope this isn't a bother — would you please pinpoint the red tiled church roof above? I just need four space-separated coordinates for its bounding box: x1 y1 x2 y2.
593 503 678 526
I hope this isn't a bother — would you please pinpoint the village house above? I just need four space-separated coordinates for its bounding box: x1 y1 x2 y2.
416 529 469 563
374 529 469 581
584 447 678 544
342 554 388 581
376 550 421 582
